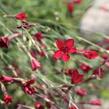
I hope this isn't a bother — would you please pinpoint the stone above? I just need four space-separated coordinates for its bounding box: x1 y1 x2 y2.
80 0 109 38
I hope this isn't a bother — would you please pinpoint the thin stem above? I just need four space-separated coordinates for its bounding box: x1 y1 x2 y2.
74 35 109 54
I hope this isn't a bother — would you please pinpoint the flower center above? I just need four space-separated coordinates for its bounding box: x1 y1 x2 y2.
62 46 69 53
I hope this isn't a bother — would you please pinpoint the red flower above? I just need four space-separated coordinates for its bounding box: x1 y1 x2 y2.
23 79 36 95
74 0 82 4
15 12 27 21
102 53 109 60
0 36 10 48
53 39 76 62
38 51 45 57
89 99 102 106
93 68 104 78
75 87 87 97
3 94 12 105
30 50 37 58
66 69 74 76
30 57 41 71
83 50 98 59
23 86 36 95
25 79 35 86
0 75 14 83
69 104 78 109
80 63 91 73
71 69 84 84
34 102 44 109
67 2 74 13
34 32 43 43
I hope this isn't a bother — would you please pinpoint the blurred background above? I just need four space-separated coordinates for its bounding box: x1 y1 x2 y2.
0 0 109 109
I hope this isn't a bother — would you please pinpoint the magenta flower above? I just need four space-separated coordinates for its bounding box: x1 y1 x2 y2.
71 69 84 84
75 87 87 97
3 94 12 105
93 68 104 78
74 0 82 4
69 104 78 109
15 12 27 21
34 32 43 43
0 75 14 83
83 50 98 59
53 39 76 62
67 2 74 14
34 102 44 109
0 36 10 48
30 57 41 71
22 79 36 95
80 63 91 73
89 99 102 106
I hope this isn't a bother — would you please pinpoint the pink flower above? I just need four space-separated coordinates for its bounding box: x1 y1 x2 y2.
0 36 10 48
71 69 84 84
15 12 27 21
30 57 41 71
53 39 76 62
0 75 14 83
89 99 102 106
34 102 44 109
75 87 87 97
80 63 91 73
83 50 98 59
3 94 12 105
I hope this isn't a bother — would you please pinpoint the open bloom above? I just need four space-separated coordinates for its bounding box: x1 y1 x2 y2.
15 12 27 21
71 69 84 84
34 102 44 109
30 57 41 71
3 94 12 105
89 99 102 106
53 39 76 62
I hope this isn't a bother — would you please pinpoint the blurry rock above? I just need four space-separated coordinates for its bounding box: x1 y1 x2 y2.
80 0 109 39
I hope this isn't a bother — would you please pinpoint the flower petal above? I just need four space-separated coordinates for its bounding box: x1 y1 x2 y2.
56 39 64 49
53 50 63 59
69 48 77 53
71 69 84 84
65 39 74 49
62 54 70 62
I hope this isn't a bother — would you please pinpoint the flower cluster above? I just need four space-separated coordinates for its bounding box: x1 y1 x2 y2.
0 11 107 109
